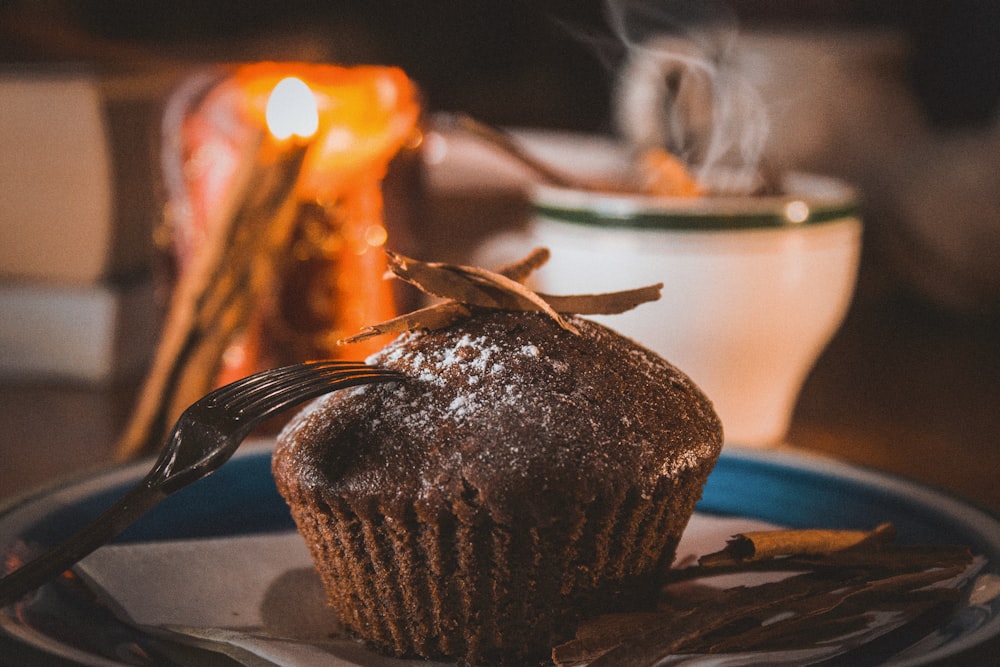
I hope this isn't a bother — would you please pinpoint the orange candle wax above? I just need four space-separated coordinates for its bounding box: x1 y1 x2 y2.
233 63 421 365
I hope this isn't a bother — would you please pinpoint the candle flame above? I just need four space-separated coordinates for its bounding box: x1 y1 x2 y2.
266 77 319 140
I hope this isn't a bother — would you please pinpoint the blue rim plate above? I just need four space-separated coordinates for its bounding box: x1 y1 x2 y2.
2 442 1000 666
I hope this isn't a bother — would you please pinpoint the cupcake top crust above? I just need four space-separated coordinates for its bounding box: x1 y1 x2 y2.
275 311 723 520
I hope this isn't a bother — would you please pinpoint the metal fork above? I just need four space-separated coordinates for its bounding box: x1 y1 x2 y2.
0 360 401 607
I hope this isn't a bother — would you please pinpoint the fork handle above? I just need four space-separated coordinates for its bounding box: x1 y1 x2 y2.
0 481 166 607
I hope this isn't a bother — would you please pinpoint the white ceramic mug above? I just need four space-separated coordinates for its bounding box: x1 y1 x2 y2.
513 172 861 447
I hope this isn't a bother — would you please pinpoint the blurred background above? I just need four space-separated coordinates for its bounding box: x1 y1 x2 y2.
5 1 999 131
1 1 999 510
3 0 999 315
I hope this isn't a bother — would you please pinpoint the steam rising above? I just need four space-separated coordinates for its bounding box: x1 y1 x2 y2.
608 0 770 193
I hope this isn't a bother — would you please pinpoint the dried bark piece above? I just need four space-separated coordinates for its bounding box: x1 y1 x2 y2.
342 248 662 342
540 285 665 316
497 246 550 283
552 524 975 667
385 250 577 331
340 301 473 343
116 134 308 460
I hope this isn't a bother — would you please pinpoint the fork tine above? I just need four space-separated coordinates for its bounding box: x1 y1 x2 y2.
220 361 379 412
215 362 401 430
239 367 399 424
207 360 362 407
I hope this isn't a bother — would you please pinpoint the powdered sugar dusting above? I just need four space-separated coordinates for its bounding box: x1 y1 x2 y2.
278 312 723 502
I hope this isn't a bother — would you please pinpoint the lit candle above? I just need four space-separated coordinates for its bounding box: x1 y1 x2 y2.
266 77 320 141
119 64 420 459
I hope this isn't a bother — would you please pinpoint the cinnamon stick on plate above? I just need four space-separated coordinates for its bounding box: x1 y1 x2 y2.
699 522 897 566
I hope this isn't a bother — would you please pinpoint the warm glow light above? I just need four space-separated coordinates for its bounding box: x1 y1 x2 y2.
363 224 388 247
784 200 810 224
266 77 319 140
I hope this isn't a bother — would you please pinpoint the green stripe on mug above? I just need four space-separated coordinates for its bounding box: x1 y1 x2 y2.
533 202 859 230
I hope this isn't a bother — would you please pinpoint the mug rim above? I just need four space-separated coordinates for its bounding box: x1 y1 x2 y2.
533 171 859 231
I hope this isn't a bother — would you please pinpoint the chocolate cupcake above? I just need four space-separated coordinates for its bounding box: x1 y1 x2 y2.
273 310 723 665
